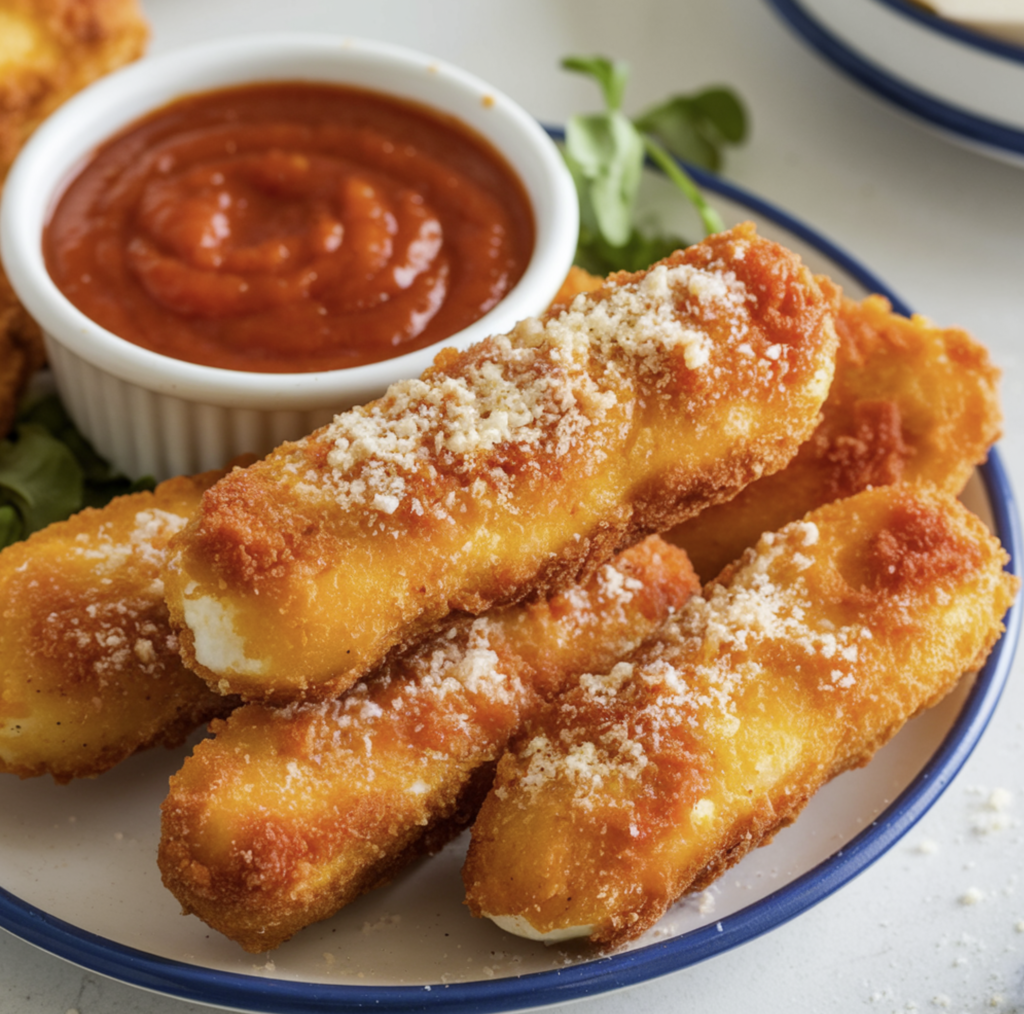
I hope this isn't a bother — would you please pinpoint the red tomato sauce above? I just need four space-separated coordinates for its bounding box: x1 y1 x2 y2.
44 82 535 373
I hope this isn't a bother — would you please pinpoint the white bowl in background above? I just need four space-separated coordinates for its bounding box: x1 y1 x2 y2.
0 33 578 480
766 0 1024 166
916 0 1024 47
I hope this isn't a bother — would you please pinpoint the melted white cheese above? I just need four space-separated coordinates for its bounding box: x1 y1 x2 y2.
486 913 594 944
182 595 267 676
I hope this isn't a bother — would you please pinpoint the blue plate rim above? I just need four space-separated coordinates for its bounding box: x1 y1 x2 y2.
764 0 1024 158
1 144 1020 1014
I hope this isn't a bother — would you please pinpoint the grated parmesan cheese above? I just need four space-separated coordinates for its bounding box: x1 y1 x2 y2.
510 515 872 809
294 258 768 519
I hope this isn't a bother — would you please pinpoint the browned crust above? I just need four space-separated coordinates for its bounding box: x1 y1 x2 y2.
158 537 700 951
1 0 149 434
668 293 1003 580
463 485 1018 948
164 223 840 702
547 265 604 311
193 229 839 597
0 0 149 180
0 468 237 783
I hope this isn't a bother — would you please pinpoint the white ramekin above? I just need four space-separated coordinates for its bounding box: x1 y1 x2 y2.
0 33 578 480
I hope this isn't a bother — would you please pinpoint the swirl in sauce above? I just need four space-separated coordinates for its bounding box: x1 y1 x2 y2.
44 82 535 373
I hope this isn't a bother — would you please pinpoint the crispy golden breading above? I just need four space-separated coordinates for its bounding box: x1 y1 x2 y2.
548 264 604 310
1 0 148 433
163 223 840 704
0 0 148 181
158 536 699 952
0 265 45 437
669 294 1003 580
0 470 238 783
463 485 1018 947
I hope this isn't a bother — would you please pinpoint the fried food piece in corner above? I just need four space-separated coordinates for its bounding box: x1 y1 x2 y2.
0 469 239 783
669 293 1003 580
463 484 1018 946
0 0 148 180
0 266 45 438
1 0 148 431
159 536 699 952
163 222 840 704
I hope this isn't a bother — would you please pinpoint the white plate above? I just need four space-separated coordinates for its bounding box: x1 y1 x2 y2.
0 156 1020 1014
766 0 1024 166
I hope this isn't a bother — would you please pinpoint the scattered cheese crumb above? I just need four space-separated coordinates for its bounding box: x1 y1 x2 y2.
987 788 1013 811
309 255 765 518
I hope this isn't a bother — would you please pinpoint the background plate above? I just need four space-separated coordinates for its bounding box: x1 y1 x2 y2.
765 0 1024 165
0 152 1020 1014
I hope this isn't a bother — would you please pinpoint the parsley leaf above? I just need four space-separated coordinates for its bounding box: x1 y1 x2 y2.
565 109 645 248
561 55 747 276
0 423 83 545
634 87 748 173
0 393 155 549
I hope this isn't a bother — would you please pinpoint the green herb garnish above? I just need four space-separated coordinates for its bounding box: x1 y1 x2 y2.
0 393 155 549
561 55 747 275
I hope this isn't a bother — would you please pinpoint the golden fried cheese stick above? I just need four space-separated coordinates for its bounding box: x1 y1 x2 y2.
463 484 1018 947
0 471 236 783
669 293 1002 580
0 0 148 182
163 223 840 703
1 0 148 433
159 536 699 952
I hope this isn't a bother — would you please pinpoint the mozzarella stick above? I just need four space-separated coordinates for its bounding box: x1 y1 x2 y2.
669 293 1003 580
463 485 1018 947
0 471 237 783
158 536 698 952
163 222 840 703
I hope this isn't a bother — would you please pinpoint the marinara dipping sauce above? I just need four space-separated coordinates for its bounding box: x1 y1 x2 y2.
43 82 536 373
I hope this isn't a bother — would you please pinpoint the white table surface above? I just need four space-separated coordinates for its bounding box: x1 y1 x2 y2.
3 1 1024 1012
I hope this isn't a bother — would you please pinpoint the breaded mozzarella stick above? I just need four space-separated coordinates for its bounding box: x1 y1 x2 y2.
463 485 1018 947
670 293 1003 580
0 471 236 783
158 536 698 952
163 222 839 703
